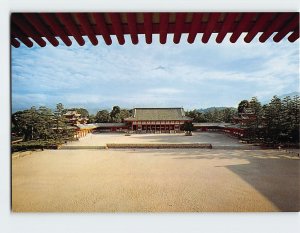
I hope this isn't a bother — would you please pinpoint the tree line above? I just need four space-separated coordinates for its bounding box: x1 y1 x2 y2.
11 104 133 142
185 107 237 123
240 96 299 144
92 106 132 123
184 95 299 145
12 103 74 142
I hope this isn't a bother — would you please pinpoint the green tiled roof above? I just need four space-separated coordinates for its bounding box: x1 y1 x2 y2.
125 108 192 121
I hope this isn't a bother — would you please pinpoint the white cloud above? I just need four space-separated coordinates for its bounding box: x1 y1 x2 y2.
145 88 183 95
12 34 299 109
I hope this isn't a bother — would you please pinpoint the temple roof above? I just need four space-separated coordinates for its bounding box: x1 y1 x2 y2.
63 111 81 117
125 108 193 121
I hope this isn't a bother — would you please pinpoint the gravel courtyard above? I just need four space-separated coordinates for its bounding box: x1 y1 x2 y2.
12 135 299 212
65 132 254 148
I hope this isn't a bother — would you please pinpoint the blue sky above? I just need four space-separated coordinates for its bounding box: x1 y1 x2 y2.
12 33 299 113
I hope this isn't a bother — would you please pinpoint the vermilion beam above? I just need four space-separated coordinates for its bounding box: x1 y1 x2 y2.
109 13 125 45
230 13 256 43
92 13 112 45
11 30 34 47
173 13 186 44
202 13 220 43
11 37 20 48
187 13 203 44
244 13 273 43
56 13 85 46
143 13 152 44
127 13 138 44
23 13 59 47
11 12 299 47
216 13 238 43
39 13 72 46
259 13 292 42
288 29 299 42
159 13 169 44
76 13 98 45
273 14 299 42
12 15 46 47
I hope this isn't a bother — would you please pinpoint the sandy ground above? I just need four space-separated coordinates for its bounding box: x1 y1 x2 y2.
65 132 253 148
12 148 299 212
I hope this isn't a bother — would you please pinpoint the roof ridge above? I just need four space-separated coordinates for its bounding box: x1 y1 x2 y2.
124 108 192 121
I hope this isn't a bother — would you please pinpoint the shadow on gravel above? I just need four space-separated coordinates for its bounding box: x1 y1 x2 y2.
127 149 300 211
226 158 299 211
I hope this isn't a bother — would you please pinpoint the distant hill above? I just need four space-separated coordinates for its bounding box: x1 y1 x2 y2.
196 107 237 113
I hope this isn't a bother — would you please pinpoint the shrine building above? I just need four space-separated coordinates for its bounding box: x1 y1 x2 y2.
124 108 192 133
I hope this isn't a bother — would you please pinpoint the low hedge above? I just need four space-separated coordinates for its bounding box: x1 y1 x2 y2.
106 143 212 149
11 140 62 152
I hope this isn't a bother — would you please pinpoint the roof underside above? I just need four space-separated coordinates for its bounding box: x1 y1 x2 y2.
11 12 299 48
126 108 192 121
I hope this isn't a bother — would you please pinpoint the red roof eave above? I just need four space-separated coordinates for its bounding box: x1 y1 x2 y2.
10 12 299 48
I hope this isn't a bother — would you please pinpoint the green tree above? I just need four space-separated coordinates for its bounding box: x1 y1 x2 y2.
12 110 27 138
291 95 300 142
53 103 68 141
186 110 207 122
247 97 263 141
12 103 77 145
263 96 283 143
88 114 96 123
249 97 262 115
232 96 299 145
37 106 54 140
212 108 222 122
220 108 236 123
280 96 293 142
110 106 121 122
238 100 249 114
21 107 39 141
183 122 194 133
281 95 300 142
12 106 54 141
96 110 111 123
186 110 198 121
203 111 214 122
117 109 131 123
